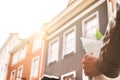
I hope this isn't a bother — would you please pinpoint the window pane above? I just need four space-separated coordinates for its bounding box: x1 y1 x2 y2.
12 52 18 65
31 57 39 78
17 67 23 80
32 36 42 52
84 14 98 39
64 29 75 55
19 46 26 61
48 39 59 64
10 71 16 80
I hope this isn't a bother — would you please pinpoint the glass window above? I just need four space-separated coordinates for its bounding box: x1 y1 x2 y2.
82 11 99 39
19 46 26 61
12 45 26 65
48 38 59 64
10 70 16 80
48 38 59 65
30 56 39 79
63 74 74 80
12 51 19 65
61 71 76 80
32 36 42 53
17 66 23 80
63 27 76 57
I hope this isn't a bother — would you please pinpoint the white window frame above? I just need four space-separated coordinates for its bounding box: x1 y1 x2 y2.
62 26 76 58
12 45 26 65
12 51 19 65
19 45 26 61
32 36 42 53
47 37 59 65
17 65 23 80
10 70 16 80
82 11 99 39
30 56 39 79
61 71 76 80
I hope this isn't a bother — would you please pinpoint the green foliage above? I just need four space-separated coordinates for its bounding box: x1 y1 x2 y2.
96 29 103 40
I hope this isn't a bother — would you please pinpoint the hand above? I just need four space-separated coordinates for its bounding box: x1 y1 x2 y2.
81 53 101 76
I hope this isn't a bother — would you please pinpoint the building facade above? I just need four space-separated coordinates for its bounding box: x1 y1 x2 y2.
0 33 22 80
43 0 108 80
0 0 119 80
6 31 45 80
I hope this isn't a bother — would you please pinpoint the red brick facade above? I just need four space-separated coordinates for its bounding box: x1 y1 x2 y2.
7 34 45 80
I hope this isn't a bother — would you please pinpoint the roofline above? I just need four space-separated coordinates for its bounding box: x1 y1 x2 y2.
45 0 97 33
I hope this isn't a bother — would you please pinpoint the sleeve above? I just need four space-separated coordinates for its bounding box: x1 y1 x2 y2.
98 1 120 78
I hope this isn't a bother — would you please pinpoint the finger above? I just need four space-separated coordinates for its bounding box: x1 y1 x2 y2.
83 54 91 59
83 66 93 76
82 64 88 70
81 58 89 64
83 67 91 76
82 55 93 64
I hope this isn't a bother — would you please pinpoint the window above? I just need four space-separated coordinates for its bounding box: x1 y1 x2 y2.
19 46 26 61
61 71 76 80
47 37 59 65
12 45 26 65
10 70 16 80
9 38 18 51
63 26 76 57
32 36 42 53
12 51 19 65
30 56 39 79
17 66 23 80
82 11 99 39
3 64 8 80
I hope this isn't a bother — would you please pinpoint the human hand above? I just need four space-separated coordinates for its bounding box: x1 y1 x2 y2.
81 53 101 76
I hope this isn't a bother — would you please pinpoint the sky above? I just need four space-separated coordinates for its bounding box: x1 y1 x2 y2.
0 0 69 47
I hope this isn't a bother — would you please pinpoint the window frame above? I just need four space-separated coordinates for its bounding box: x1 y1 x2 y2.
10 70 16 80
47 37 59 65
17 65 23 80
62 26 76 58
82 11 99 39
12 45 26 65
61 71 76 80
32 35 42 53
12 51 19 65
30 56 39 79
19 45 26 61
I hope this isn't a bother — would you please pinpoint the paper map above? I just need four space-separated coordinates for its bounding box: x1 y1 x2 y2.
80 38 103 57
80 37 120 80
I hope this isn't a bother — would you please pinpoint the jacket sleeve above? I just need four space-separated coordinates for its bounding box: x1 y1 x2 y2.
98 1 120 78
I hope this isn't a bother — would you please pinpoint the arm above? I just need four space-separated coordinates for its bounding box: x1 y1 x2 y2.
82 1 120 78
98 1 120 78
